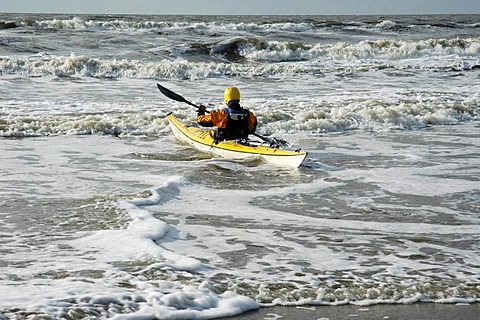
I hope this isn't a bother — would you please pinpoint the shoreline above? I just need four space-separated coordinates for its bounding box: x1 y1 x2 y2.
221 302 480 320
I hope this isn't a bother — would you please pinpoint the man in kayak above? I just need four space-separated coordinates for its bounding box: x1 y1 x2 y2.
197 86 257 142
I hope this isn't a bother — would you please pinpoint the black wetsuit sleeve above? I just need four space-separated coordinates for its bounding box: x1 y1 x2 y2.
198 120 214 127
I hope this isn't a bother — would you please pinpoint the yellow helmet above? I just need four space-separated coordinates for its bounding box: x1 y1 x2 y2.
224 86 240 105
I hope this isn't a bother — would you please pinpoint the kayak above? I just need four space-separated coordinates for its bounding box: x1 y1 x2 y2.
167 113 308 168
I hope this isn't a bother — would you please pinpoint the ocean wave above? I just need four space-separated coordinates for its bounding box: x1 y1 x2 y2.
257 96 480 135
0 53 239 79
0 21 18 30
1 96 478 138
237 37 480 62
0 112 171 138
3 15 478 32
9 16 318 34
0 52 317 79
2 36 479 80
5 15 478 34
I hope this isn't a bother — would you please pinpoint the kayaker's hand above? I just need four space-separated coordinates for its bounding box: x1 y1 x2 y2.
197 105 207 116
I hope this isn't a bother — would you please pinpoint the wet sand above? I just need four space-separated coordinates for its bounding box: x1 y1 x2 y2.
222 303 480 320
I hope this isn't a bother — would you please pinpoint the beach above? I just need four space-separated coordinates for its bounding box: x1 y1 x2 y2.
224 303 480 320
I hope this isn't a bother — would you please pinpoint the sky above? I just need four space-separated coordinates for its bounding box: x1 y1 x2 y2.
1 0 480 15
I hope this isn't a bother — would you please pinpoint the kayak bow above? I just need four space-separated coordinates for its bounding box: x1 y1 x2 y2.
167 113 307 168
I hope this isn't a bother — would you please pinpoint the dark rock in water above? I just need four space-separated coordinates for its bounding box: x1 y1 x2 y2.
0 21 18 30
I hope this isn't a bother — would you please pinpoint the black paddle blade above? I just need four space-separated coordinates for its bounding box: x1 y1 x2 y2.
157 83 188 103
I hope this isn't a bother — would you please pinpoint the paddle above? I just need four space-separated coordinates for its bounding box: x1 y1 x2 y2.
157 83 289 148
157 83 200 110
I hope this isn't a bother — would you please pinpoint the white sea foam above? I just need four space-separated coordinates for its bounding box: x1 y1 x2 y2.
0 173 260 319
69 176 261 319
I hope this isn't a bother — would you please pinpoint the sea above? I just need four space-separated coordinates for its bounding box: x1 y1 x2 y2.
0 13 479 319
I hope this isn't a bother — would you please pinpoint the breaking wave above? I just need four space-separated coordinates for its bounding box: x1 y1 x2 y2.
3 15 480 33
1 36 479 80
0 112 170 138
1 96 478 138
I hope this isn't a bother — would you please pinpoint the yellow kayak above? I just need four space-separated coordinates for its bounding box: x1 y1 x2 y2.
167 113 307 168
